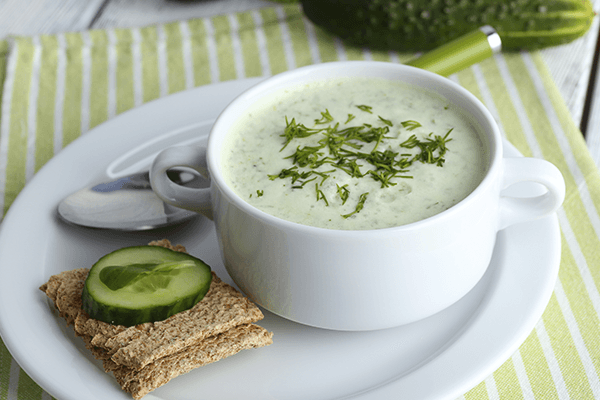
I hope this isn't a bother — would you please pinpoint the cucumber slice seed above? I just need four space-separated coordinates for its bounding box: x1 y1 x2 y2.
82 246 212 326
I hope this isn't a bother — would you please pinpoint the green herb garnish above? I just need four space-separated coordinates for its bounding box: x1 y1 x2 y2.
315 183 329 206
336 184 350 204
269 108 453 219
378 116 393 127
314 109 334 125
342 192 369 219
268 166 312 183
280 117 321 150
400 129 453 167
401 120 422 131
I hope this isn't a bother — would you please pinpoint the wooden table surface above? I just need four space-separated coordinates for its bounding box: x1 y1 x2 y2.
1 0 599 166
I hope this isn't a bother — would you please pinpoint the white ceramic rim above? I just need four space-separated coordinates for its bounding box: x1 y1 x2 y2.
208 61 503 236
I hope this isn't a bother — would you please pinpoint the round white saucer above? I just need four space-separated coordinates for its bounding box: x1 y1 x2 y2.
0 78 560 400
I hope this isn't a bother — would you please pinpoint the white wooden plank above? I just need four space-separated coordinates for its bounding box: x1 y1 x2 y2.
581 0 600 168
586 81 600 168
541 28 598 127
0 0 105 37
584 41 600 167
91 0 274 29
540 0 600 128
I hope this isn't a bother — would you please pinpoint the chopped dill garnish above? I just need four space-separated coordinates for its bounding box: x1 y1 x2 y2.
401 120 422 131
315 183 329 206
268 109 453 219
342 192 369 219
336 184 350 205
378 116 393 127
280 117 321 150
268 166 312 183
356 105 373 113
314 109 334 125
401 129 453 167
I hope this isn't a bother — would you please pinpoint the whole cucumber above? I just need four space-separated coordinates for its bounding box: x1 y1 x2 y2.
299 0 595 51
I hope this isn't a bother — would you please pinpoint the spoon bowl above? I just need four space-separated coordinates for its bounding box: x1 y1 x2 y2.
57 169 205 230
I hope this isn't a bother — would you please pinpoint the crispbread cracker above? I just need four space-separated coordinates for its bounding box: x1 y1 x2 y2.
74 310 127 350
105 271 264 370
109 323 272 400
40 239 273 399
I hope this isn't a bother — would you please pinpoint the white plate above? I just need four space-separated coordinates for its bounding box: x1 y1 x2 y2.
0 78 561 400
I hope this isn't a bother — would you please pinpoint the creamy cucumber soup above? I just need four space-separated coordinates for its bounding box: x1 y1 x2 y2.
221 77 488 230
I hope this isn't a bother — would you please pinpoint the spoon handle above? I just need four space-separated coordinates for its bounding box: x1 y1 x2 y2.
405 26 502 77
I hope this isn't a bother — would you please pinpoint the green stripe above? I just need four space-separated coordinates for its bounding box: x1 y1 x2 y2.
557 234 600 383
114 28 135 114
519 330 560 399
17 371 42 399
503 54 574 162
281 5 312 67
34 35 58 171
479 56 533 157
488 52 600 392
397 53 418 64
542 288 596 399
4 38 33 215
0 40 8 121
493 359 524 399
311 25 339 63
163 22 186 94
477 55 600 388
235 12 262 78
62 33 84 147
342 42 365 61
371 50 392 62
211 15 237 81
456 67 484 104
88 30 108 128
139 26 160 103
0 340 10 399
529 52 600 214
186 19 211 86
464 381 489 399
260 8 289 74
503 54 600 295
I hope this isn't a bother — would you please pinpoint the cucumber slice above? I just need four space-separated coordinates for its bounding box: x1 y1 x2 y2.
82 246 212 326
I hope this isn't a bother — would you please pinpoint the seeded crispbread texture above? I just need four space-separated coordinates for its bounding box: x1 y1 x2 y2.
109 324 272 400
39 239 273 399
104 271 265 370
40 268 88 325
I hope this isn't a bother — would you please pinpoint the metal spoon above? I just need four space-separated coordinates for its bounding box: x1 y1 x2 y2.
57 169 206 230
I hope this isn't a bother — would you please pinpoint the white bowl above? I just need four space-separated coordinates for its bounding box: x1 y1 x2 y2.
151 61 565 330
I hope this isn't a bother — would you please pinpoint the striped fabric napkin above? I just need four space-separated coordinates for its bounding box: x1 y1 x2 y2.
0 4 599 399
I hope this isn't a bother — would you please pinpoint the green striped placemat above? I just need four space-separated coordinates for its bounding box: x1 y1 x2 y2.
0 4 599 399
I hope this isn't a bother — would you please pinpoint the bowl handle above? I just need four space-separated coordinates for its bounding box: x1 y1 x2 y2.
150 145 213 220
499 157 565 230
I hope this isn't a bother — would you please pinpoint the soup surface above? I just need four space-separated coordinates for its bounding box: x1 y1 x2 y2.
221 77 487 230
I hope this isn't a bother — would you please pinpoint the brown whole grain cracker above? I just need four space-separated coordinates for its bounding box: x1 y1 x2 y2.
108 323 272 400
40 239 273 399
104 272 264 370
74 311 128 348
40 268 88 325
